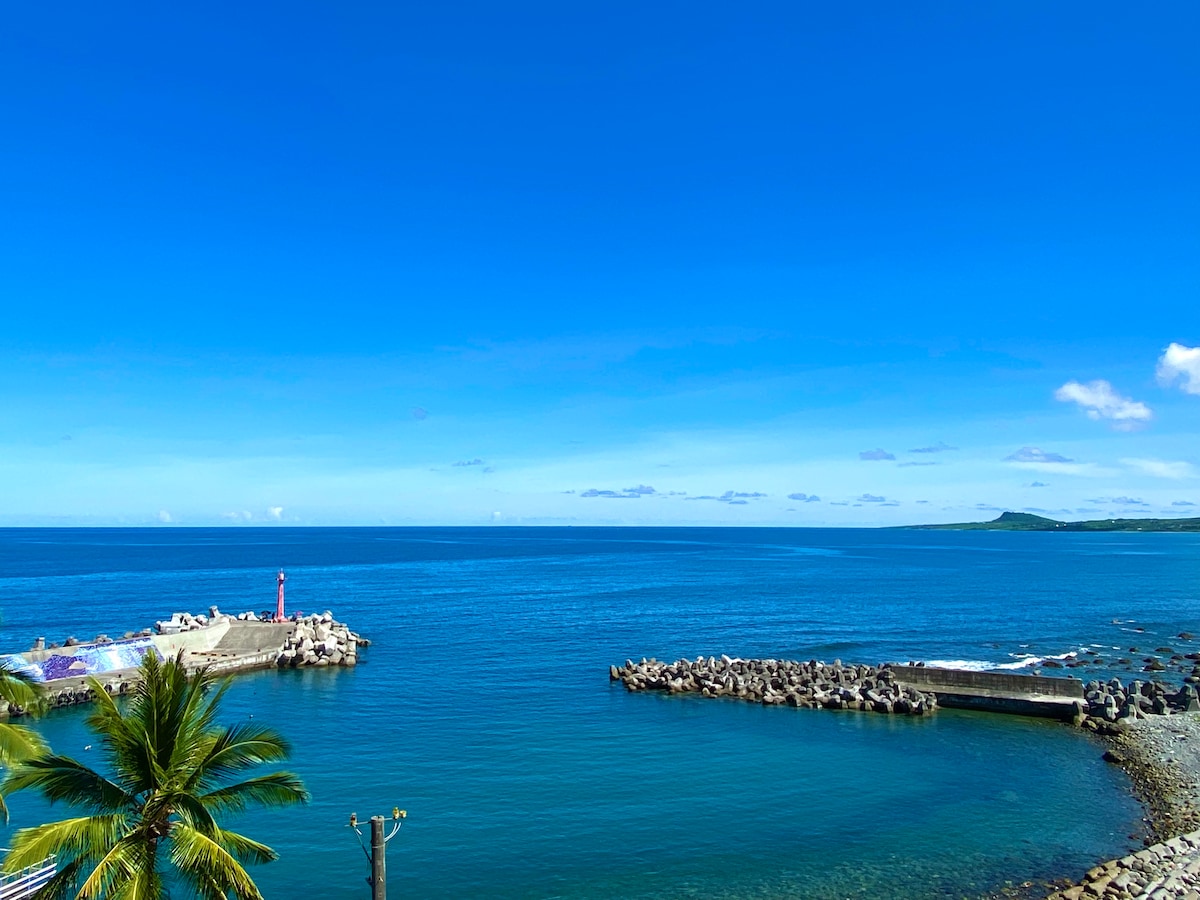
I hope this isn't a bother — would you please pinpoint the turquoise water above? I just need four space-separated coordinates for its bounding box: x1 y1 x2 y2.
3 527 1194 897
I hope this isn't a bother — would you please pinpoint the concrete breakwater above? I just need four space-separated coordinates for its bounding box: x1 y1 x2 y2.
610 656 939 715
2 608 367 716
274 612 364 668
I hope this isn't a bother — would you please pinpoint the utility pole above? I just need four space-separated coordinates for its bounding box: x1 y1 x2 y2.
349 807 406 900
370 816 386 900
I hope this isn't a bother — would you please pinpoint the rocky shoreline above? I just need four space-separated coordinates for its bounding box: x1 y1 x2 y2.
612 653 1200 899
1035 715 1200 900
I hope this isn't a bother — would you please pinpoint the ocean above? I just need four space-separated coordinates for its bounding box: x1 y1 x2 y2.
2 526 1197 898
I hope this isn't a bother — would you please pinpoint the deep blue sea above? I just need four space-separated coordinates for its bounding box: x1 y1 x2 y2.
2 527 1198 898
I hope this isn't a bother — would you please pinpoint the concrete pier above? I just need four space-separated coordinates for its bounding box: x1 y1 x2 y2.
891 665 1084 720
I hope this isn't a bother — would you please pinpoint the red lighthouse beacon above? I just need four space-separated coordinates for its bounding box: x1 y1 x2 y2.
275 569 286 622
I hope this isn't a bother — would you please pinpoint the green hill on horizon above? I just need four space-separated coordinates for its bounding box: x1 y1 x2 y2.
905 511 1200 532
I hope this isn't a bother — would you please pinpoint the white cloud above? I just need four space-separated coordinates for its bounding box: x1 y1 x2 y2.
1054 380 1151 430
157 509 173 523
1005 447 1073 464
1004 448 1115 477
268 506 284 520
1157 343 1200 394
1121 458 1197 480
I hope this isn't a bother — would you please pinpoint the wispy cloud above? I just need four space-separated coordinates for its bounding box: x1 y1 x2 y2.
1158 343 1200 394
859 448 895 461
1172 500 1196 507
1054 380 1152 430
909 442 957 453
452 458 485 467
411 407 428 420
897 461 938 468
787 492 821 502
1028 481 1049 488
1088 496 1149 507
686 490 766 504
858 493 887 503
1005 447 1074 464
579 485 657 499
1121 458 1197 480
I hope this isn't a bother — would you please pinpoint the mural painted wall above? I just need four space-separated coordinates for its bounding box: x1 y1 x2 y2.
0 638 161 683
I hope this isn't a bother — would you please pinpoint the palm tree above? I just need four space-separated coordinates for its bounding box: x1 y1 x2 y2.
0 660 47 819
1 651 309 899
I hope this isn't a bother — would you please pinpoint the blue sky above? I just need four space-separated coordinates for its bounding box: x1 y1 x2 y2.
2 2 1197 526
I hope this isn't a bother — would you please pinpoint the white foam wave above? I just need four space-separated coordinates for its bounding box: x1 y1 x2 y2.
994 657 1043 670
924 654 1054 672
924 659 1010 672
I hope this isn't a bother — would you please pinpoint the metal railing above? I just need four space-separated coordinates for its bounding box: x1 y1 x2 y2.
0 852 56 899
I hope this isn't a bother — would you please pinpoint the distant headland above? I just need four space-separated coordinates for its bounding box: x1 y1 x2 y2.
901 510 1200 532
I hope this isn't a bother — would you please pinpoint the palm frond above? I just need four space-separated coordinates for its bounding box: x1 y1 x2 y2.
187 723 294 790
3 754 134 812
165 790 218 835
75 833 151 900
200 772 309 815
85 683 159 795
3 813 127 871
209 827 278 866
0 662 44 711
0 721 47 766
170 823 264 900
106 847 162 900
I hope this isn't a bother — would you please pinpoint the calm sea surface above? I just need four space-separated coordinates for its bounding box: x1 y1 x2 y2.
2 526 1198 898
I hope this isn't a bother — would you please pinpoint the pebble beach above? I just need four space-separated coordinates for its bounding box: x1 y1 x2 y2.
1040 715 1200 900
